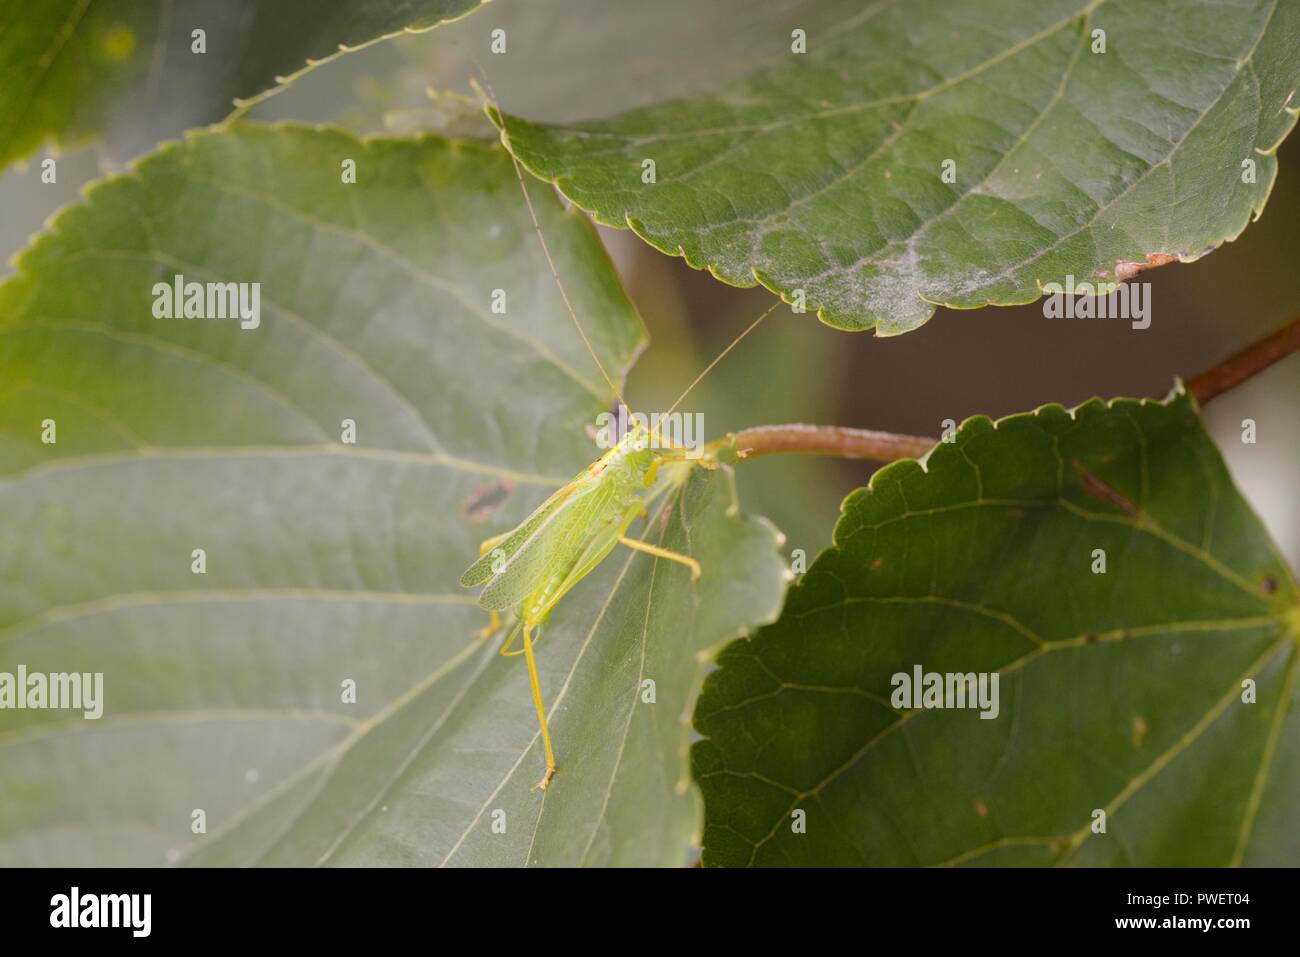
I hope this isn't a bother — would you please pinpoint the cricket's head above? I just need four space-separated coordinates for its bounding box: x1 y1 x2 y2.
619 419 656 461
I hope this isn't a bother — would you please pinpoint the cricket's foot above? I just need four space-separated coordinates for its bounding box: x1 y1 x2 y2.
532 767 556 792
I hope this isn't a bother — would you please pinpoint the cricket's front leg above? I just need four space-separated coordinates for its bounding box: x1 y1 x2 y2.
619 535 702 580
655 448 720 471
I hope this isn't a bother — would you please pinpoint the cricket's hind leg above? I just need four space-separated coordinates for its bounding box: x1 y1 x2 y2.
494 619 557 789
519 620 557 790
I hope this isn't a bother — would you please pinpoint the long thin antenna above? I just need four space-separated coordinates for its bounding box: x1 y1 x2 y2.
663 301 781 417
473 71 629 412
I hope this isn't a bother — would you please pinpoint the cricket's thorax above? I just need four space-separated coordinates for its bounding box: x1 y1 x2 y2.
586 426 657 483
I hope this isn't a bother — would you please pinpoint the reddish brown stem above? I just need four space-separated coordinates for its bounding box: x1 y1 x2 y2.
720 315 1300 465
1185 313 1300 404
719 424 935 463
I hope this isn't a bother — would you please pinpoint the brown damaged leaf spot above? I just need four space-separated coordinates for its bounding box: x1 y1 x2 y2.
462 479 514 522
1072 460 1140 518
1114 253 1179 283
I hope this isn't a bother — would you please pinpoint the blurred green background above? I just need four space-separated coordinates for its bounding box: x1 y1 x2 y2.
3 0 1296 566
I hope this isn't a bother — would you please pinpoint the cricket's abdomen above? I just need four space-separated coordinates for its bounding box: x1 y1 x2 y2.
518 497 645 626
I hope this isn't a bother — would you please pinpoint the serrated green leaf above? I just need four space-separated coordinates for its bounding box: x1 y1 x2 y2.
693 392 1299 866
0 124 788 866
495 0 1300 333
382 0 814 130
0 0 484 168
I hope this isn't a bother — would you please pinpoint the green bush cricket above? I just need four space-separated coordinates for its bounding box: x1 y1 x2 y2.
461 81 779 792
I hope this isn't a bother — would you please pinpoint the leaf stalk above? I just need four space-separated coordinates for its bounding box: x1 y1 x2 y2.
1185 313 1300 405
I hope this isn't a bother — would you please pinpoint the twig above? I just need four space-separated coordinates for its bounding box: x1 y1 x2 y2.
716 314 1300 466
715 424 935 463
1185 313 1300 404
